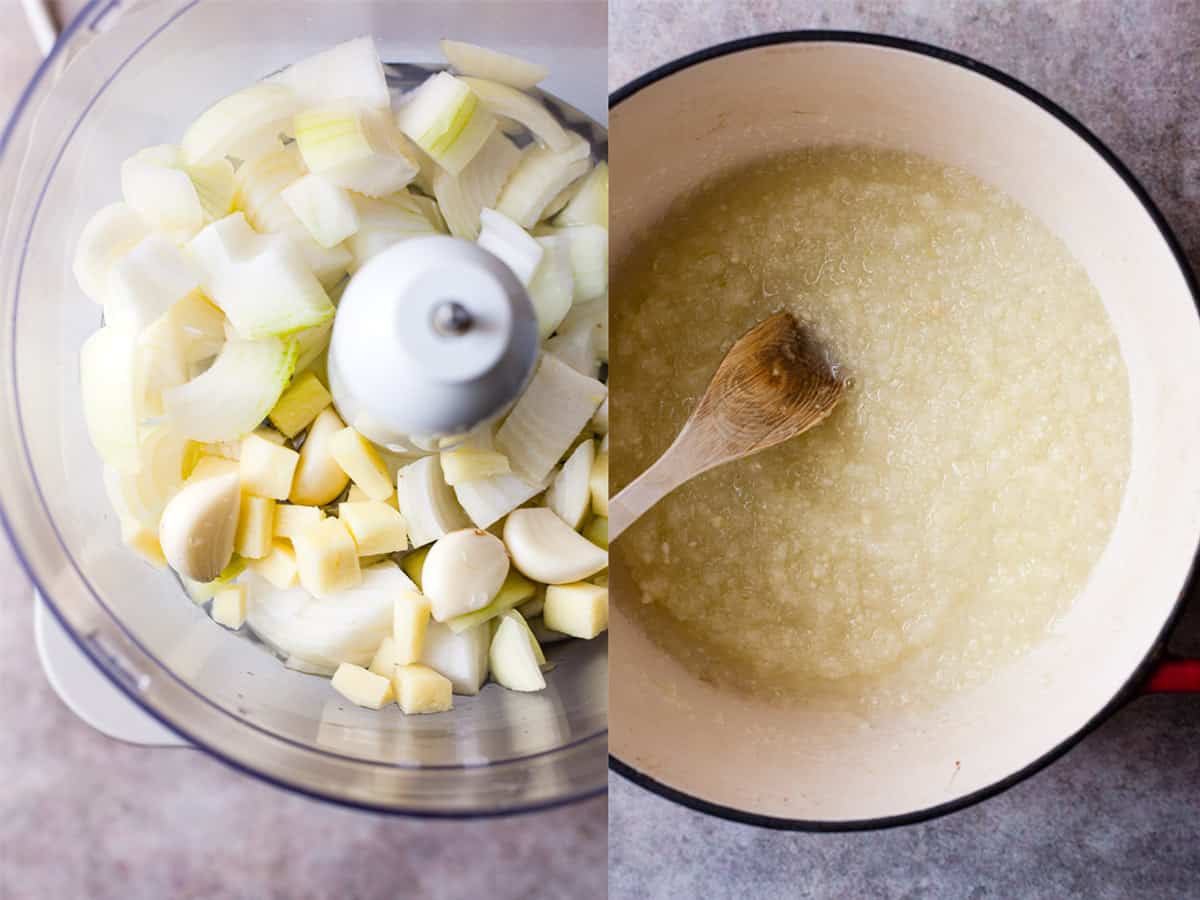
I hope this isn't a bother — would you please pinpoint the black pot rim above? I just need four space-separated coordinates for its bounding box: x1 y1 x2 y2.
607 28 1200 833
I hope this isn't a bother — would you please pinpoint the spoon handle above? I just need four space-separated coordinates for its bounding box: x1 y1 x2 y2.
609 424 711 542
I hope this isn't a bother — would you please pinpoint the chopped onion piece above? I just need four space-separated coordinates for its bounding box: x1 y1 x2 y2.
555 161 607 229
116 423 191 528
555 224 608 303
440 40 549 90
182 82 300 166
121 145 205 241
243 565 403 670
137 314 190 418
281 174 360 248
347 191 440 267
104 235 202 332
544 321 600 379
477 207 543 285
396 72 497 175
168 292 227 364
397 456 470 548
232 145 305 234
189 213 334 339
528 234 573 339
187 158 237 223
454 472 545 529
73 203 149 303
294 106 418 197
545 438 594 530
80 327 142 473
163 337 297 442
433 129 521 239
457 76 570 151
496 135 591 228
558 294 607 363
267 36 391 111
495 353 607 482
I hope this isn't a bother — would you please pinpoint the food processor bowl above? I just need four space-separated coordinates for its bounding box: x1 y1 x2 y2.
0 0 607 815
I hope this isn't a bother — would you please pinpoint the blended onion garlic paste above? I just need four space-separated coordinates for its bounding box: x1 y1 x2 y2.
612 146 1131 708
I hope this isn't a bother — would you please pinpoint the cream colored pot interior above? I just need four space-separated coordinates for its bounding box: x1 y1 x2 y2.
610 40 1200 824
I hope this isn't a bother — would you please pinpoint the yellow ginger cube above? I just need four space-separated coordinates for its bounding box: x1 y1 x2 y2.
393 664 453 714
247 539 299 588
544 582 608 639
188 455 238 482
331 662 395 709
268 371 332 438
394 589 432 664
339 501 408 555
293 517 362 597
239 433 300 500
274 503 323 541
235 495 275 559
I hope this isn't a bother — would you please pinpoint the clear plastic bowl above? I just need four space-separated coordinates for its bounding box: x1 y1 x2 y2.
0 0 607 815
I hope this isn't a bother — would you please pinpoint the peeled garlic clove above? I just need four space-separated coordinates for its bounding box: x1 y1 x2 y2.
502 507 607 585
158 471 241 582
289 407 350 506
421 528 510 621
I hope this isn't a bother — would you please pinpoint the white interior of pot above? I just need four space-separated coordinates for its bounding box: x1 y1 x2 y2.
610 40 1200 823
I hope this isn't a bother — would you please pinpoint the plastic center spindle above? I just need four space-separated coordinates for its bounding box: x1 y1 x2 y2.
327 236 539 453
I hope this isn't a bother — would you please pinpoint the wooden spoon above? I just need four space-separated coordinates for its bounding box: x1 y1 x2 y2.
609 312 846 541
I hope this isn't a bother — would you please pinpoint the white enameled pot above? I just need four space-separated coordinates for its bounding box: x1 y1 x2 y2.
609 32 1200 829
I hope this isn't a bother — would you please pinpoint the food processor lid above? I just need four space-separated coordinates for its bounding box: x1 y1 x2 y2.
327 235 539 449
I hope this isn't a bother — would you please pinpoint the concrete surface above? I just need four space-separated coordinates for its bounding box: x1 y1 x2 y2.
0 3 605 899
608 1 1200 898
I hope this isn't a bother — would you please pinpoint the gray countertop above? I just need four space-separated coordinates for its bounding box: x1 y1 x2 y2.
608 1 1200 898
0 3 604 899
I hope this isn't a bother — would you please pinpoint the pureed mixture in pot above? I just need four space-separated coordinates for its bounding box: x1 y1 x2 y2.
611 146 1132 709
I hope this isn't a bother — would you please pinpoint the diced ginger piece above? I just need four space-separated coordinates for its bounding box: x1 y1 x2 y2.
393 589 431 664
590 451 608 517
293 517 361 597
544 582 608 639
368 636 398 679
247 539 299 588
211 584 247 629
268 370 332 438
121 517 168 568
290 407 350 506
281 173 360 248
331 662 395 710
339 501 408 556
239 434 300 500
188 455 239 482
235 494 275 559
329 426 392 500
393 664 453 714
273 503 323 540
439 446 511 485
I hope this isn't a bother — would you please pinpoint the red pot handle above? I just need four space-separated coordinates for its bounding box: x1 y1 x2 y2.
1144 657 1200 693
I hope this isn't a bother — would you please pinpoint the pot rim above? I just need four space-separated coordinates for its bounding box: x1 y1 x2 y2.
607 28 1200 832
